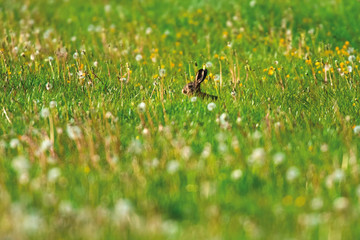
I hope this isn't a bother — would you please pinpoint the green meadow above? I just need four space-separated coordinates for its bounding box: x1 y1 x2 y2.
1 0 360 239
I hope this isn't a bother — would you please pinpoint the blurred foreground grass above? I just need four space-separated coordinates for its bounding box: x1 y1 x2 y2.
1 0 360 239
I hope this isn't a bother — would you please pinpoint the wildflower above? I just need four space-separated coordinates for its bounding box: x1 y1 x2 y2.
114 199 133 220
159 68 166 77
40 139 52 153
88 24 95 32
268 67 275 76
348 55 355 62
207 102 216 111
73 52 79 59
135 54 143 61
191 96 197 102
40 108 50 118
286 166 300 182
213 74 220 82
206 61 213 68
219 113 229 128
71 36 77 42
161 220 178 236
47 167 61 182
30 54 35 61
104 4 111 13
348 66 353 73
249 0 256 7
353 125 360 134
127 139 143 155
47 56 54 62
22 213 44 234
247 148 265 166
333 169 345 182
66 125 82 140
10 138 20 148
231 169 243 180
46 82 52 90
167 160 180 174
49 101 57 109
231 90 236 97
145 27 152 35
12 155 29 174
310 197 323 210
93 61 98 67
333 197 349 211
273 152 285 165
78 70 85 80
137 102 146 112
181 146 192 160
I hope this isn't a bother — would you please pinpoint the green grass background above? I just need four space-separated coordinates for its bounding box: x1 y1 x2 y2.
1 0 360 239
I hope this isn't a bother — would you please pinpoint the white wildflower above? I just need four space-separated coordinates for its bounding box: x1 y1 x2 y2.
40 139 52 152
47 167 61 182
137 102 146 113
333 197 349 211
231 169 243 180
73 52 79 59
191 96 197 102
40 108 50 118
207 102 216 111
114 199 133 220
249 0 256 7
135 54 143 61
167 160 180 174
66 125 82 140
273 152 285 165
46 82 52 90
286 166 300 182
247 148 265 166
12 156 30 174
354 125 360 134
206 61 213 68
310 197 323 210
145 27 152 35
49 101 57 109
159 68 166 77
10 138 20 148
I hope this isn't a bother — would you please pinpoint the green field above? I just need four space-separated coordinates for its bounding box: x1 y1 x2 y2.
1 0 360 239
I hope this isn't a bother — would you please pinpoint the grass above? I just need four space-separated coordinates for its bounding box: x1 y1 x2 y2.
1 0 360 239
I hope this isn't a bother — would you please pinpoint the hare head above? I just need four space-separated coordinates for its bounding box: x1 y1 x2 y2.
182 68 208 95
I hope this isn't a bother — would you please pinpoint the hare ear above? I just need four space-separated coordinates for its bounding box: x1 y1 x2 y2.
195 68 207 85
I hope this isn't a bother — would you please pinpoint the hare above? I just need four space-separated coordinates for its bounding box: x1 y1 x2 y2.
182 67 218 100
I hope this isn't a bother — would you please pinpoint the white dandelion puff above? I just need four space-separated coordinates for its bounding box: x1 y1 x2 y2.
167 160 180 174
207 102 216 111
47 167 61 182
286 166 300 182
40 108 50 118
137 102 146 113
135 54 143 62
231 169 243 180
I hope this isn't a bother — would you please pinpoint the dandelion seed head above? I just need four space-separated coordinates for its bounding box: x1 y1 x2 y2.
49 101 57 109
333 197 349 211
167 160 180 174
10 138 20 149
40 108 50 118
231 169 243 180
47 167 61 182
206 61 213 68
135 54 143 62
273 152 285 165
286 166 300 182
137 102 146 113
207 102 216 111
159 68 166 77
66 125 82 140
